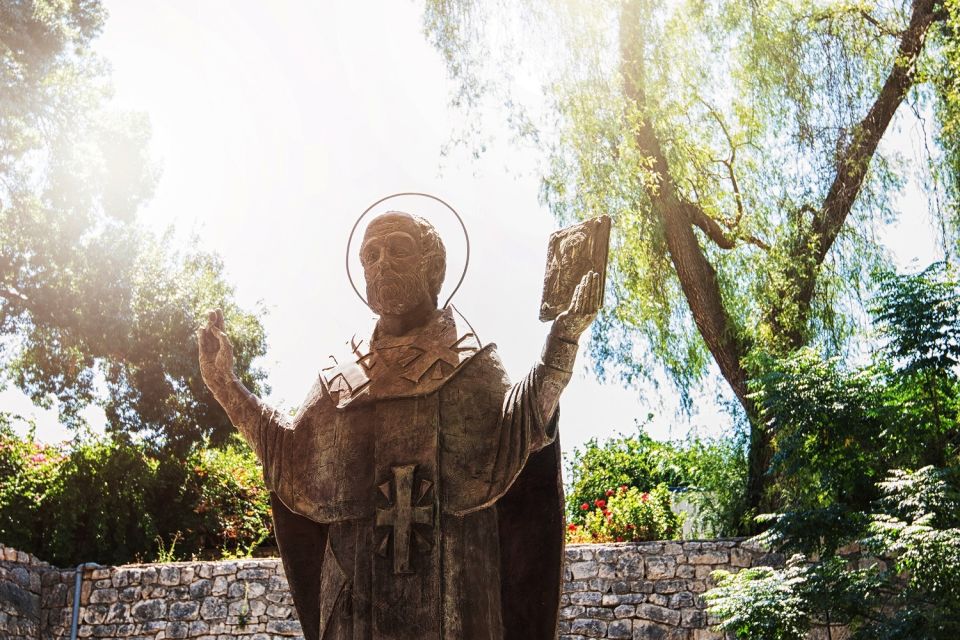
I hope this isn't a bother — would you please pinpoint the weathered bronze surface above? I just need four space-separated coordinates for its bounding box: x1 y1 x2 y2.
540 215 610 322
197 211 603 640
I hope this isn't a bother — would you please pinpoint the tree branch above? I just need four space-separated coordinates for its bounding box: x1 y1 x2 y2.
779 0 944 346
812 0 942 263
619 0 752 408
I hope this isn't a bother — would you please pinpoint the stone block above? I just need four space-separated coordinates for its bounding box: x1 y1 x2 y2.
680 608 706 628
687 551 729 565
645 556 677 580
636 603 681 627
158 566 180 586
669 592 696 609
567 561 598 580
560 605 586 620
608 619 632 639
583 606 613 620
265 619 303 635
633 621 689 640
170 600 200 620
89 588 118 604
654 579 686 594
130 598 166 621
570 618 606 638
568 591 603 606
675 564 695 579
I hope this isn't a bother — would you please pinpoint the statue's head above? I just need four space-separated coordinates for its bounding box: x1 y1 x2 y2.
360 211 447 316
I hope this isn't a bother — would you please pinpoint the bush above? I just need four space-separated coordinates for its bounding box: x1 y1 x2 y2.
705 557 813 640
0 421 272 565
566 483 682 544
182 439 272 558
564 423 748 536
706 467 960 640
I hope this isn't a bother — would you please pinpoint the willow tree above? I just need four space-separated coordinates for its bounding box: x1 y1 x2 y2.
424 0 959 518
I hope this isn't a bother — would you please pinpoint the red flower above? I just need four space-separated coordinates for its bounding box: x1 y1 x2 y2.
605 489 614 497
641 492 650 503
616 536 624 542
619 485 628 493
568 523 577 531
580 503 590 511
594 499 606 508
603 509 611 517
626 524 635 530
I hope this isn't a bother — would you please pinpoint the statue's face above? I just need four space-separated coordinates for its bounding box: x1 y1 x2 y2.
360 214 435 316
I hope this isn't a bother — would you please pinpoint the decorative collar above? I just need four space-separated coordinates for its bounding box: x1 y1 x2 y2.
320 306 482 409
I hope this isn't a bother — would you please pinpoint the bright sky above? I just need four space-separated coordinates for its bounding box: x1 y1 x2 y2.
1 0 945 452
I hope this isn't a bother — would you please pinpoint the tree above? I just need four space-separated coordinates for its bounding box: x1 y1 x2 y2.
0 0 267 451
423 0 956 516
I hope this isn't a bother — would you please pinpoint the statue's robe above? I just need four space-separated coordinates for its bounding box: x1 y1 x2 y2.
239 307 564 640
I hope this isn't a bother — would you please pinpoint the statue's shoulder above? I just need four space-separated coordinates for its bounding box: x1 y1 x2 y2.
319 306 487 408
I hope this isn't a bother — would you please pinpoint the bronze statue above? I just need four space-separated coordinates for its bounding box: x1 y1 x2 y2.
197 210 602 640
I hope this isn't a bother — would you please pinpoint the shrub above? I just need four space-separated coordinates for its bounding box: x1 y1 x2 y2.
566 483 682 544
0 421 272 565
181 437 272 558
564 424 748 536
705 557 813 640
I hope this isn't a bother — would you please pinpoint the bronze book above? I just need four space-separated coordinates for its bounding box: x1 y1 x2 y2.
539 215 611 322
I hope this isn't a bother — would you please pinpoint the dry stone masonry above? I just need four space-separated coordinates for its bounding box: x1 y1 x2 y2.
0 545 48 640
560 539 784 640
0 539 784 639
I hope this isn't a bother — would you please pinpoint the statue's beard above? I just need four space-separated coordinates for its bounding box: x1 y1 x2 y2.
367 270 431 316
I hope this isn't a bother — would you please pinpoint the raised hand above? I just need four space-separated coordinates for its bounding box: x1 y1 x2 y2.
552 271 602 342
197 308 236 389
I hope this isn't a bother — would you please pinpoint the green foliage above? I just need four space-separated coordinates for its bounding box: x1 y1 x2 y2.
705 557 813 640
707 468 960 640
873 261 960 375
928 0 960 214
183 438 272 559
0 0 267 451
860 467 960 637
750 349 890 554
567 484 682 544
671 433 751 537
706 263 960 637
753 262 960 555
564 423 748 536
564 423 682 522
425 0 953 517
422 0 946 390
0 424 272 566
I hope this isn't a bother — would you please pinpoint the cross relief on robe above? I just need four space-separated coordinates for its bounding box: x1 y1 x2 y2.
376 464 435 574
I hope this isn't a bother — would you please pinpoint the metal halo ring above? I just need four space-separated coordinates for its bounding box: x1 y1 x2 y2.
345 192 471 310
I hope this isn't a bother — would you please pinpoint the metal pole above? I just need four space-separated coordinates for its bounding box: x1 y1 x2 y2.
69 562 101 640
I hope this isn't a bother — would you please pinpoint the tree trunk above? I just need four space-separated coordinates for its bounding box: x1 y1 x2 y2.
619 0 768 522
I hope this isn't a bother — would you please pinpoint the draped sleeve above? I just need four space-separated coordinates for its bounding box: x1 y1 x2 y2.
439 345 558 515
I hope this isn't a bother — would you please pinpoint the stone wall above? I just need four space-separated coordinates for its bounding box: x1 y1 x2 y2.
0 538 784 639
560 539 784 640
0 543 48 640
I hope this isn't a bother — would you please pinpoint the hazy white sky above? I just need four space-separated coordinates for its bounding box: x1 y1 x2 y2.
2 0 944 451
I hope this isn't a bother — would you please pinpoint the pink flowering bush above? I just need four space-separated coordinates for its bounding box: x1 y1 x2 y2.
566 483 683 544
